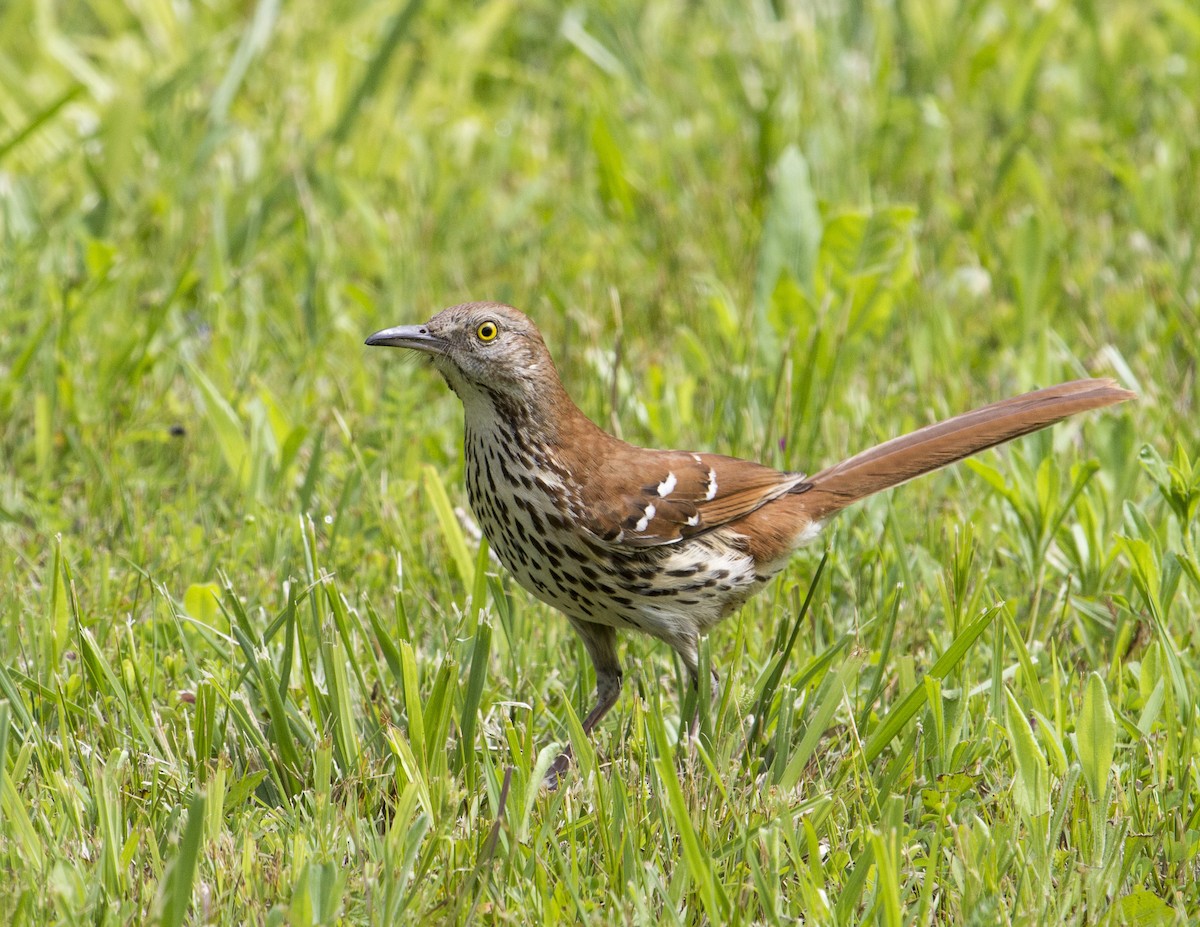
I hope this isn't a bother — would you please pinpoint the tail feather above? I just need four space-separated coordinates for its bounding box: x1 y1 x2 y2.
798 378 1134 521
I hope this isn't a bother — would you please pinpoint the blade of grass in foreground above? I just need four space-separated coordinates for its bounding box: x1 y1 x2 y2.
648 707 731 924
457 619 492 788
423 464 477 588
864 603 1001 764
777 653 865 788
744 552 828 754
0 701 8 830
153 791 207 927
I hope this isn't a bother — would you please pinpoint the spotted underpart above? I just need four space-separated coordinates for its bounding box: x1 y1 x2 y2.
463 405 784 663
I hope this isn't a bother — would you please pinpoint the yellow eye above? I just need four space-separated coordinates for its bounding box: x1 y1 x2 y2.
476 320 499 342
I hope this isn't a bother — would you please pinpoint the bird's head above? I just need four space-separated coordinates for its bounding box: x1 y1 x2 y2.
366 302 560 408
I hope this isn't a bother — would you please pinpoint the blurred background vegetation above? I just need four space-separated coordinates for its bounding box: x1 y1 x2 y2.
1 0 1198 923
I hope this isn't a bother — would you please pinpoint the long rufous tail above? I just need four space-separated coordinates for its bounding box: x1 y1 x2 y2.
797 378 1134 521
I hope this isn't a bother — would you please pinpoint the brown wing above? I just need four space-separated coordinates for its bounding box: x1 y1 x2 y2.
574 449 809 548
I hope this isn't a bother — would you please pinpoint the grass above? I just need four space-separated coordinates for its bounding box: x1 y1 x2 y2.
1 0 1198 922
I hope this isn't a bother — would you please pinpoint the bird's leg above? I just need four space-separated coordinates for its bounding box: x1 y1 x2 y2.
545 620 622 788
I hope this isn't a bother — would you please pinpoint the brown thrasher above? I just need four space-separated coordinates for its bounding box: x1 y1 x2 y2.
367 302 1133 783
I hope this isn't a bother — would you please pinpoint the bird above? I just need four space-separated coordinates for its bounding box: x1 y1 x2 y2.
366 301 1134 784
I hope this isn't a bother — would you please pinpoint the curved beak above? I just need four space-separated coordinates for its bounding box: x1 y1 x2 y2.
364 324 446 355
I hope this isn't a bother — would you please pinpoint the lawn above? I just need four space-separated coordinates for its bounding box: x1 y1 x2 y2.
1 0 1198 923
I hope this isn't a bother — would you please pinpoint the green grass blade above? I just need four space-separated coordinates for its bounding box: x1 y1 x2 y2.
650 718 730 924
154 791 207 927
398 640 427 779
423 464 476 588
778 654 864 788
1077 672 1116 802
745 552 829 752
864 604 999 763
457 619 492 786
1006 687 1050 817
